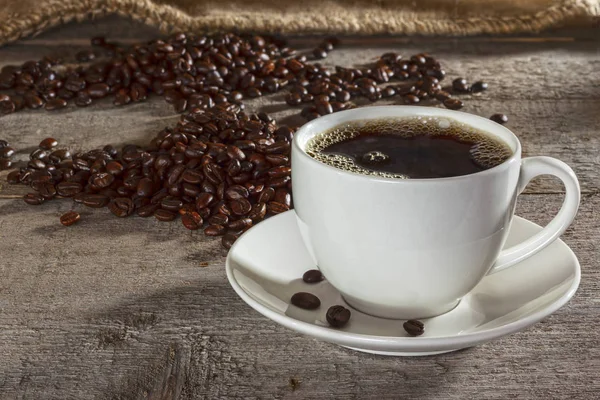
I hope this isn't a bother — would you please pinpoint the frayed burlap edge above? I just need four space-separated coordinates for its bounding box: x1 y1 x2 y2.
1 0 599 46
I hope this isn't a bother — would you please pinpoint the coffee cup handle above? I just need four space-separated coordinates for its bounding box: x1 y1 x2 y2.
488 156 580 275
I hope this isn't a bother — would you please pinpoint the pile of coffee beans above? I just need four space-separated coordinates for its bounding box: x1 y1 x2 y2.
7 104 294 249
0 32 491 121
0 139 15 170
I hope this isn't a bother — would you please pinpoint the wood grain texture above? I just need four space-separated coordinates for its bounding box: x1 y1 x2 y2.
0 17 599 400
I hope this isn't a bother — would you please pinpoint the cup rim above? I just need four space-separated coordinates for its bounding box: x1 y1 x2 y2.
292 105 522 183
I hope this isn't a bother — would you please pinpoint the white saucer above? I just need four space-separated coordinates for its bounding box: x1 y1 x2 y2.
226 211 580 356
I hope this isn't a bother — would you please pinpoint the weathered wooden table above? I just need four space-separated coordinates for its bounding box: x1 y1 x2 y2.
1 18 599 400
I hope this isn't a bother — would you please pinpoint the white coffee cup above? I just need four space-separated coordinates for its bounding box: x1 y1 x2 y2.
292 106 580 320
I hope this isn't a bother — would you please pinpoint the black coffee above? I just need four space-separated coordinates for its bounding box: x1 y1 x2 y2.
306 117 512 179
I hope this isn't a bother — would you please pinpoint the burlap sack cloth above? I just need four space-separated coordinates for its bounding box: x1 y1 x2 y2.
1 0 599 45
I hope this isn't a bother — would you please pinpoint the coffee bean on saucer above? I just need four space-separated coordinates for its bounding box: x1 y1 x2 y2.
403 319 425 336
291 292 321 310
490 113 508 124
60 211 80 226
302 269 324 283
326 305 351 328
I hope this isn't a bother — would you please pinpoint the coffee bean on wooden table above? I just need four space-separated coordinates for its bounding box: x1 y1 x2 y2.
0 146 15 158
108 197 135 217
291 292 321 310
403 319 425 336
302 269 324 283
443 98 464 110
39 137 58 150
6 170 20 183
490 113 508 124
23 193 45 205
56 181 83 197
82 194 109 208
326 305 351 328
182 212 203 230
154 209 176 222
452 77 470 93
471 81 488 93
38 182 57 199
205 224 226 236
45 98 67 111
221 233 238 249
0 157 11 170
60 211 81 226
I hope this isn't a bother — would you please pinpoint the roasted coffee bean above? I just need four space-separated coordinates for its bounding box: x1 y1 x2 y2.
82 194 109 208
268 166 291 178
225 184 249 200
60 211 81 226
23 193 45 205
490 113 508 124
403 319 425 336
267 201 289 214
245 202 265 221
452 77 470 93
435 90 452 101
108 197 135 217
25 94 44 109
196 193 214 209
90 172 114 188
45 98 67 111
39 137 58 150
0 146 15 158
274 189 291 207
313 48 328 60
7 170 20 183
161 196 183 211
75 92 92 107
137 203 160 217
154 209 177 221
0 157 12 170
182 212 203 230
230 198 252 215
205 224 226 236
88 83 110 98
382 86 396 98
326 305 351 328
285 93 302 106
56 181 83 197
258 187 275 203
221 233 238 249
228 218 252 231
208 213 229 225
302 269 324 283
38 182 57 199
182 169 203 184
403 94 420 104
0 99 16 115
443 98 464 110
290 292 320 310
471 81 488 93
